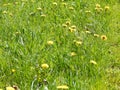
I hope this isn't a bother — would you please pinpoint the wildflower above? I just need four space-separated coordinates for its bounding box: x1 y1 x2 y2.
41 14 46 17
62 2 67 6
85 30 91 34
75 41 82 45
65 21 71 26
37 7 42 11
85 10 91 13
70 52 76 56
69 27 76 32
9 13 13 17
94 34 99 37
11 69 16 73
69 6 74 10
41 64 49 69
52 2 57 6
90 60 97 65
101 35 107 40
47 41 54 45
105 6 110 11
62 24 67 28
96 4 101 8
71 25 76 29
57 85 69 89
2 11 7 14
6 87 15 90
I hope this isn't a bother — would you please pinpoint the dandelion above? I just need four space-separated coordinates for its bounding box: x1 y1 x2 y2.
11 69 16 73
9 13 13 17
105 6 110 11
47 41 54 45
101 35 107 40
41 14 46 17
62 2 67 6
69 27 76 32
69 6 74 10
62 24 67 28
75 41 82 45
70 52 76 56
53 2 57 6
96 4 101 8
90 60 97 65
94 34 99 37
41 64 49 69
2 11 7 14
6 87 15 90
37 7 42 11
85 30 91 34
57 85 69 89
65 21 71 26
71 25 76 29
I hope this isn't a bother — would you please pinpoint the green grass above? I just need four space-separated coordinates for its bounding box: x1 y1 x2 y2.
0 0 120 90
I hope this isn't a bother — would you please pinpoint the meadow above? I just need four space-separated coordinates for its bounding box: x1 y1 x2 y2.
0 0 120 90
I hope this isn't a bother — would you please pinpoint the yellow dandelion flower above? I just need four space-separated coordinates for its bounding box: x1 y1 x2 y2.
41 14 46 17
2 11 7 14
76 41 82 45
69 6 74 10
11 69 16 73
65 21 71 26
47 41 54 45
105 6 110 11
62 2 67 6
96 4 101 8
6 87 15 90
90 60 97 65
85 10 91 13
0 89 3 90
94 34 99 37
57 85 69 89
62 24 67 28
9 13 13 17
85 30 91 34
71 25 76 29
37 7 42 11
41 64 49 69
95 7 103 12
69 27 76 32
101 35 107 40
70 52 76 56
53 2 57 6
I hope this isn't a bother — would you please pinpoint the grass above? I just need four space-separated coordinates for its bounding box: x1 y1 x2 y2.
0 0 120 90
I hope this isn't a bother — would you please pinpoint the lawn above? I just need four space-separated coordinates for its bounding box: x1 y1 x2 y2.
0 0 120 90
